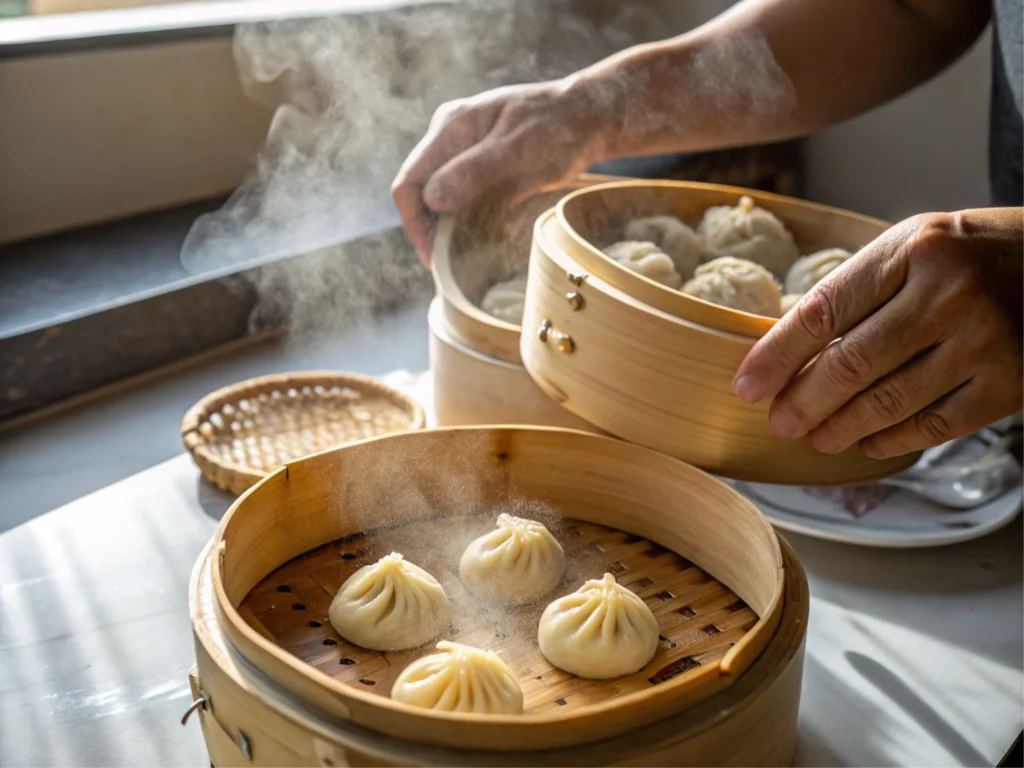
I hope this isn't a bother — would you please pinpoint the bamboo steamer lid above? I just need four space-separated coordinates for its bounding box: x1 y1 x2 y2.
209 426 790 752
518 179 919 485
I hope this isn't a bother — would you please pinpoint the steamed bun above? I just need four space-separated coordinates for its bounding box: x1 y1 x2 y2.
682 256 783 317
784 248 852 295
603 241 683 289
699 195 799 279
624 215 703 279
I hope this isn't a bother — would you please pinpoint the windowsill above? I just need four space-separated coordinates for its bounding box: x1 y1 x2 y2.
0 0 445 56
0 197 226 338
0 197 431 420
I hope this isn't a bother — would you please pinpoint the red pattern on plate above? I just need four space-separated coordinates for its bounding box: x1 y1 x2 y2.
802 485 895 518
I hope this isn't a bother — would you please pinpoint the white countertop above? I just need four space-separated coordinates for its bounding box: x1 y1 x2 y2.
0 372 1021 767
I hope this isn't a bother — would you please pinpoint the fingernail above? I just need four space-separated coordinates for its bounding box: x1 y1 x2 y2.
860 439 885 459
732 375 765 403
810 430 844 455
770 408 801 439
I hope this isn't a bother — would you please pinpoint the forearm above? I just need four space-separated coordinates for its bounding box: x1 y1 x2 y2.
566 0 991 162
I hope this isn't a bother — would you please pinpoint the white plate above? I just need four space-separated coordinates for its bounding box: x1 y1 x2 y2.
729 430 1023 548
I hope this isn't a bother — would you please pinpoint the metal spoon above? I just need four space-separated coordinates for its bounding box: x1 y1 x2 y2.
878 451 1022 509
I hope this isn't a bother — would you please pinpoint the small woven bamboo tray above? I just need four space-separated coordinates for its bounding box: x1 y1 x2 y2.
182 372 426 495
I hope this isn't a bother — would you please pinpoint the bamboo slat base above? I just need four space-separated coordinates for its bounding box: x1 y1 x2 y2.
238 514 758 714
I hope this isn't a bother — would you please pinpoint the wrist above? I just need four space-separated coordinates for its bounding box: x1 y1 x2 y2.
554 64 628 167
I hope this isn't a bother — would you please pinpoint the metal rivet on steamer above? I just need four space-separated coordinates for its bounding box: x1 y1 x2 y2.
237 729 252 762
566 292 584 311
554 332 575 354
566 272 588 287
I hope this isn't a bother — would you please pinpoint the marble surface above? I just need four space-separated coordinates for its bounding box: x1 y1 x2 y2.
0 298 431 533
0 373 1020 766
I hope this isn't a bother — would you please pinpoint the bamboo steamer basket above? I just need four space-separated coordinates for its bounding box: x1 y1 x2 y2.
204 425 804 759
186 527 807 767
427 297 597 431
521 179 920 485
428 175 615 429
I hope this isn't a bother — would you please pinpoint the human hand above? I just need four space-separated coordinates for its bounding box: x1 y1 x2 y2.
390 78 607 265
732 208 1024 459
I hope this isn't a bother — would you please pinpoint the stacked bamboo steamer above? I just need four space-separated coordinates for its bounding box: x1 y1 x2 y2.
433 176 919 485
429 175 616 433
188 426 810 767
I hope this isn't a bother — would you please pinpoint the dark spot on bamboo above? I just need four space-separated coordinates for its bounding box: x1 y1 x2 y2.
648 656 700 684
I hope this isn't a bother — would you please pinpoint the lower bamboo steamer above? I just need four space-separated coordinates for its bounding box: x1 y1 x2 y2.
520 180 920 485
187 531 807 767
427 297 599 431
199 426 806 763
428 175 617 431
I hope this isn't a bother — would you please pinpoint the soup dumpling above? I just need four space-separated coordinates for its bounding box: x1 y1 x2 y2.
784 248 852 295
780 293 803 314
328 552 451 651
391 641 524 714
603 241 683 289
682 256 783 317
460 513 565 605
538 573 659 679
624 215 703 279
480 273 528 326
699 195 799 279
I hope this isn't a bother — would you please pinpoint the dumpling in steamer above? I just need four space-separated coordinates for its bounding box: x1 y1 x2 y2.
391 641 524 715
603 241 683 289
624 215 703 279
328 553 451 651
699 195 799 279
460 514 565 605
682 256 783 317
780 293 803 314
784 248 852 295
538 573 660 679
480 273 527 325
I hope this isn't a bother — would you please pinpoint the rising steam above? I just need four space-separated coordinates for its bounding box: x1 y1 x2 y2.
180 0 660 337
